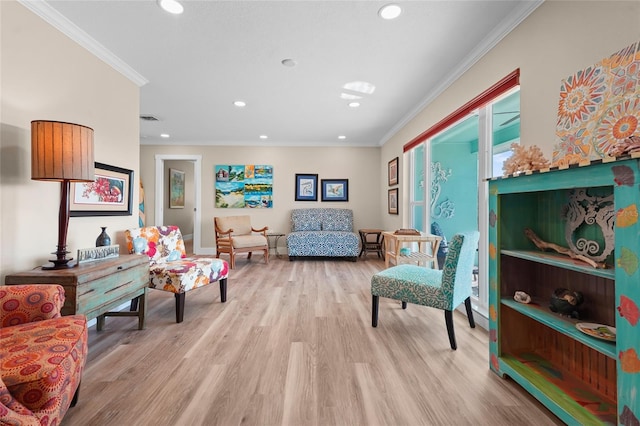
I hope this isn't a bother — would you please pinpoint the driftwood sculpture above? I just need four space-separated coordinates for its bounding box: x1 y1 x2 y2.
524 228 606 269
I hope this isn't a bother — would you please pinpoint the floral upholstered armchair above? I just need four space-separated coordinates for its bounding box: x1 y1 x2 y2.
125 225 229 323
0 284 88 425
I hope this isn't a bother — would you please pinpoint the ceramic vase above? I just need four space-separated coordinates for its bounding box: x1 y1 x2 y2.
96 227 111 247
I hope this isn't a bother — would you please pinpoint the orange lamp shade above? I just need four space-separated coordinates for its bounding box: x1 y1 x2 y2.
31 120 95 182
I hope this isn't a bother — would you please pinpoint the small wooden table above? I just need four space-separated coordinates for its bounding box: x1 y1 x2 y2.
358 229 384 258
382 231 442 269
5 254 149 331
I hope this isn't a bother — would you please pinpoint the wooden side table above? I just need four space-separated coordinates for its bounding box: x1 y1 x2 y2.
358 229 384 258
5 254 149 331
382 231 442 269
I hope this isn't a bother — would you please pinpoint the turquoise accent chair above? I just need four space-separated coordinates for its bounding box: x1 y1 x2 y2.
371 231 480 350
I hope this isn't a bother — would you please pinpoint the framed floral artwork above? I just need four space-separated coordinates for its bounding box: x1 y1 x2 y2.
321 179 348 202
169 168 185 208
388 188 398 214
295 173 318 201
388 156 398 186
70 162 134 216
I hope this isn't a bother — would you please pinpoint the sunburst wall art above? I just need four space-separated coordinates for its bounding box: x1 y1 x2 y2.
553 40 640 166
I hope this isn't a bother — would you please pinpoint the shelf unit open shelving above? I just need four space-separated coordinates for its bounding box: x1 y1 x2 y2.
488 158 640 425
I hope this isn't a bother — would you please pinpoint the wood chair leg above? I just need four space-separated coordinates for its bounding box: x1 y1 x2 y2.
70 381 81 407
230 253 235 269
247 252 253 260
464 297 476 328
372 295 379 327
264 248 269 264
402 301 407 309
219 278 227 303
175 292 185 323
444 310 457 350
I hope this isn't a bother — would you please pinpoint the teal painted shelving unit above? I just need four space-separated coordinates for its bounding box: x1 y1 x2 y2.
488 158 640 425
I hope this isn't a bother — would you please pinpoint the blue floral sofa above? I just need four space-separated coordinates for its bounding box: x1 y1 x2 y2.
287 208 359 261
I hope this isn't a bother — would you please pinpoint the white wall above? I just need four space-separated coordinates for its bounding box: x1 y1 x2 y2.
0 1 140 279
140 145 381 251
380 0 640 231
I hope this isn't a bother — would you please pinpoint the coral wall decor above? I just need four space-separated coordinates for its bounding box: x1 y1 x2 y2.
553 41 640 166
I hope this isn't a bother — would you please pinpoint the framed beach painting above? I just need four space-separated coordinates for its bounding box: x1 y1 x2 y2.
70 162 134 217
215 164 273 208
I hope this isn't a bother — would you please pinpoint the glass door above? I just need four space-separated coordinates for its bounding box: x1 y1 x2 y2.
410 88 520 318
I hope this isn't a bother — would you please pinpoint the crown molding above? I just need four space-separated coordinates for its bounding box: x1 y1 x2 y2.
379 0 544 146
19 0 148 87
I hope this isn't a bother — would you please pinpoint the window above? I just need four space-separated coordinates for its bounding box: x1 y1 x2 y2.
405 71 520 320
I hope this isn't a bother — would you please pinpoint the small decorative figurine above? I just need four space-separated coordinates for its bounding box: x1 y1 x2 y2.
514 291 531 304
549 288 584 318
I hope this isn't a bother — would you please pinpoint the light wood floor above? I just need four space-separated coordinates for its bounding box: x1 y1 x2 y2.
62 255 562 426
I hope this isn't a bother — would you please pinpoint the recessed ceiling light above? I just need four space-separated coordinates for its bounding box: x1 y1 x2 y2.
338 135 346 140
160 133 170 138
158 0 183 14
340 93 362 100
281 59 297 67
343 81 376 95
234 100 246 107
379 4 402 20
259 135 268 139
348 102 361 108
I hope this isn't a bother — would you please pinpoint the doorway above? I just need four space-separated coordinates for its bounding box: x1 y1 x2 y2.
154 154 203 254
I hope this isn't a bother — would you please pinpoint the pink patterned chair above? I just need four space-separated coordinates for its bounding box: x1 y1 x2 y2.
0 284 88 425
125 225 229 323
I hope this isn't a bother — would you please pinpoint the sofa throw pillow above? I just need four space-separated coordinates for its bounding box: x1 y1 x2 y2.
294 220 321 232
322 217 351 232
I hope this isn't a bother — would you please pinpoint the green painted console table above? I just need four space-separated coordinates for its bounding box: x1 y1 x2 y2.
6 254 149 331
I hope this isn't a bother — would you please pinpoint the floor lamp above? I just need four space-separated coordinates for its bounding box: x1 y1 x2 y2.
31 120 94 269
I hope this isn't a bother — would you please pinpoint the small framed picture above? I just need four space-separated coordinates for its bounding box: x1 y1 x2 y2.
388 157 399 186
321 179 349 202
169 168 185 208
295 174 318 201
388 188 398 215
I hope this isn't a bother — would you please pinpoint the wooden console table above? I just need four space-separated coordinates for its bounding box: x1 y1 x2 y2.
382 231 442 269
5 254 149 331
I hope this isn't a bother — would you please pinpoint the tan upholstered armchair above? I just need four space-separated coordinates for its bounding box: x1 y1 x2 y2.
214 215 269 269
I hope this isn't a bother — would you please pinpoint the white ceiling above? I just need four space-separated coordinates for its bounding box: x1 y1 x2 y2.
28 0 541 147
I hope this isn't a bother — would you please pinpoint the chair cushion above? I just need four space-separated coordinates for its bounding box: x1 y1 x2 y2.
293 219 321 232
0 285 65 327
0 315 87 423
371 264 453 310
231 235 267 249
126 226 186 263
322 216 351 231
150 258 229 293
216 216 251 236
